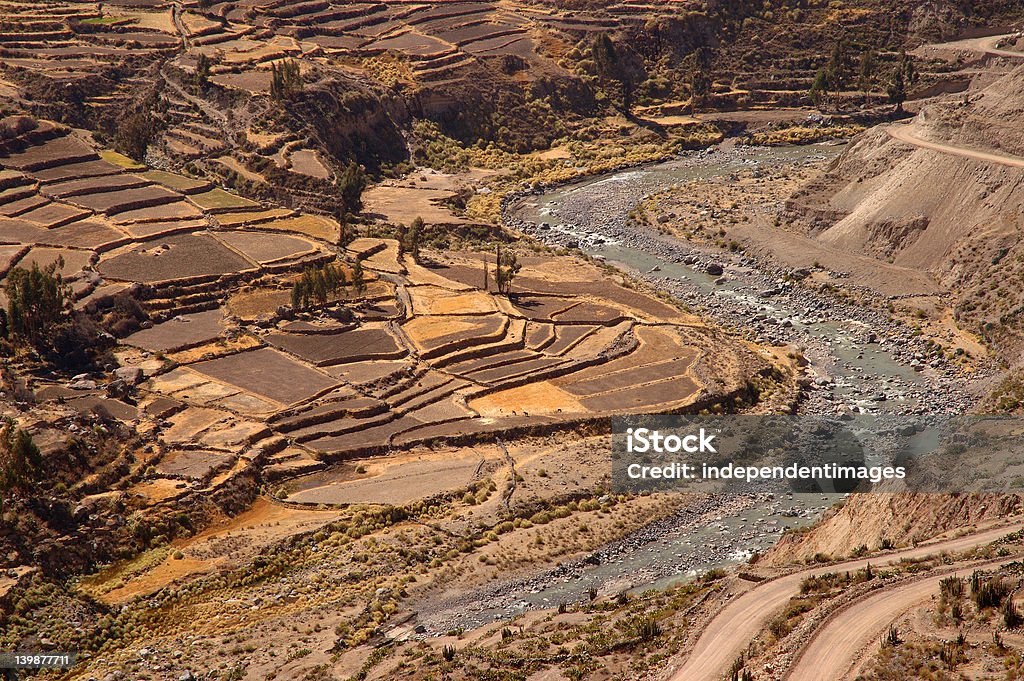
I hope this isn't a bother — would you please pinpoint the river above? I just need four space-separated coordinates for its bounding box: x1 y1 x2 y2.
417 142 979 633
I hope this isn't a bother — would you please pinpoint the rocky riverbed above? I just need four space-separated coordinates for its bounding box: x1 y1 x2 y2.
416 492 837 634
416 141 991 636
506 143 988 419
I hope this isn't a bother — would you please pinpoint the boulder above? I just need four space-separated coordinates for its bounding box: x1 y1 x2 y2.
114 366 144 385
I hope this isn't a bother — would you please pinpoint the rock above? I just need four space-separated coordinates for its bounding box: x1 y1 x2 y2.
106 379 131 400
114 366 144 385
790 268 811 280
178 672 194 681
69 379 97 390
706 263 724 276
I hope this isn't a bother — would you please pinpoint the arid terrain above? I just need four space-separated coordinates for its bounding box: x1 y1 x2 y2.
3 1 1024 680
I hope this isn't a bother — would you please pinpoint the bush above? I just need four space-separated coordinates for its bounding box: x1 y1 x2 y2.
1003 597 1022 629
635 616 660 641
973 577 1012 610
882 625 901 647
940 576 964 603
0 115 37 140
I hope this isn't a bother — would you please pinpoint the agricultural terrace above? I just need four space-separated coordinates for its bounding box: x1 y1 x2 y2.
1 118 765 520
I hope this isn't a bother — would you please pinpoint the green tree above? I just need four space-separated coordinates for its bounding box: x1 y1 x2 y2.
270 60 303 101
591 33 635 114
494 245 521 295
887 51 917 113
809 68 829 108
857 50 877 97
404 216 423 261
291 263 348 309
688 47 713 115
5 259 71 352
352 259 366 295
113 110 158 161
194 53 212 90
824 39 851 91
888 61 907 112
0 418 42 493
338 162 366 215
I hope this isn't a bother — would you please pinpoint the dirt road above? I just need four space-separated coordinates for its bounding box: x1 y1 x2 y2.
785 556 1015 681
916 33 1024 61
886 124 1024 169
667 523 1022 681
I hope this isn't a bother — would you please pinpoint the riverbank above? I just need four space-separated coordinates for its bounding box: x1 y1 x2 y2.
506 143 990 418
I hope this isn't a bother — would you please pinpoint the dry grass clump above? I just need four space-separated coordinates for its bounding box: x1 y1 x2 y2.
744 124 864 146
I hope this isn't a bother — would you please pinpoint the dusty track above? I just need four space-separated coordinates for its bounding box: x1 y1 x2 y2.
667 523 1022 681
922 33 1024 60
785 555 1016 681
886 124 1024 168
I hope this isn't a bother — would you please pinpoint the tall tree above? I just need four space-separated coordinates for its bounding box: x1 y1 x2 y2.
888 56 908 113
0 418 41 493
338 162 366 215
857 50 877 102
591 33 635 114
194 52 212 90
404 216 423 261
5 259 70 352
809 68 830 109
494 245 521 295
114 111 158 161
824 39 851 91
688 47 713 116
270 60 303 100
352 259 366 295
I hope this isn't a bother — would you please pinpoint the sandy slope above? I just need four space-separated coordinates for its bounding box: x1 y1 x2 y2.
666 523 1023 681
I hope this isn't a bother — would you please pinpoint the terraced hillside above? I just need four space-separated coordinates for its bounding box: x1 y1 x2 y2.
3 0 1021 201
0 114 773 565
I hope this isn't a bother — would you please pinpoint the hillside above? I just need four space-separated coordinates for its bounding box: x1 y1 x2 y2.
786 63 1024 362
1 0 1022 204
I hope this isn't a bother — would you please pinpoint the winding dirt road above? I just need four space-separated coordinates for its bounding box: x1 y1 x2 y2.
886 124 1024 169
667 523 1022 681
785 556 1015 681
916 33 1024 61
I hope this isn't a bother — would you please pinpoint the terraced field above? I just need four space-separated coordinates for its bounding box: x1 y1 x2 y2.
0 116 765 519
178 240 758 464
0 121 333 312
